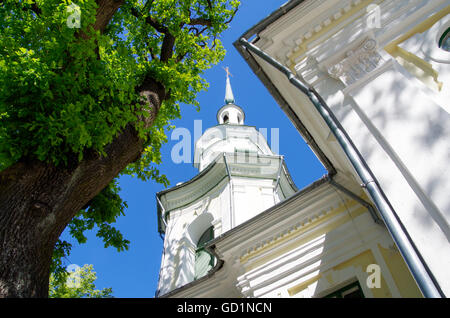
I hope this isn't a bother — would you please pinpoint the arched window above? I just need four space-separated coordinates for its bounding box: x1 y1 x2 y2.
223 114 229 124
194 226 215 280
438 27 450 52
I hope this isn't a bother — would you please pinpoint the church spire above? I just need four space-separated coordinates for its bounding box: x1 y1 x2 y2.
217 66 244 125
224 66 235 104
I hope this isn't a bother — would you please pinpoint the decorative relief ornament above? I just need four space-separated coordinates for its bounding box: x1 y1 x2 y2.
328 38 383 86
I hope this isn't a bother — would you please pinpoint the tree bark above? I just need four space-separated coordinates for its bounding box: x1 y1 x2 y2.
0 77 165 297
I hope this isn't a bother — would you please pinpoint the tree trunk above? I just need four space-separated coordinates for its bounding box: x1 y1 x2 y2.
0 79 165 297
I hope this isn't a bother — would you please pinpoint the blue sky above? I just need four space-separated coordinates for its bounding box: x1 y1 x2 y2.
60 0 327 298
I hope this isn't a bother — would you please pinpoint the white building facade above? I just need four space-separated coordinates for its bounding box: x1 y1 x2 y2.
234 0 450 297
156 69 422 298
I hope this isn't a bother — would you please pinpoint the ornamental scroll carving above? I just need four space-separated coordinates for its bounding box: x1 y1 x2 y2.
327 38 383 86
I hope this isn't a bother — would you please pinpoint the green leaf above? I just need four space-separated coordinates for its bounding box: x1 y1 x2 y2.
49 264 114 298
0 0 240 280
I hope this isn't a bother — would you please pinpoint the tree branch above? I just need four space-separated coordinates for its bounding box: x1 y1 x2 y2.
130 7 169 34
188 17 212 27
225 6 239 24
130 7 175 63
73 0 124 60
93 0 125 33
160 33 175 62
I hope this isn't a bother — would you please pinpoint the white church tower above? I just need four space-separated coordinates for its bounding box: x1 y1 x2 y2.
155 69 297 297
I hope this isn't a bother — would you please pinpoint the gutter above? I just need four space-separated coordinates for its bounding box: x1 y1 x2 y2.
327 176 383 225
235 37 444 298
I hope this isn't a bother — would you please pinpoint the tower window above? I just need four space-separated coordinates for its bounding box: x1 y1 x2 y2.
439 27 450 52
194 226 215 280
223 114 229 124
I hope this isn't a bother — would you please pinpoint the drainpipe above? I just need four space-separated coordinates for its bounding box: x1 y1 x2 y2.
327 176 383 225
273 156 284 194
237 37 443 298
223 154 235 229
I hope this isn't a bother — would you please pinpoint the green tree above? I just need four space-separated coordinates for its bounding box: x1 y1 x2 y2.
0 0 239 297
49 264 113 298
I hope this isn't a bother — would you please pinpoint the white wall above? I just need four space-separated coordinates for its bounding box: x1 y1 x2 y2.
253 0 450 295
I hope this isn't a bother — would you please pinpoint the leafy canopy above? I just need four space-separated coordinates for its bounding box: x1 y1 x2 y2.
0 0 239 168
0 0 239 280
49 264 113 298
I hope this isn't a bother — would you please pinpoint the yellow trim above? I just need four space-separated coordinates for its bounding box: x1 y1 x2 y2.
384 7 450 91
285 242 422 298
386 45 443 91
330 249 391 298
287 249 393 298
288 3 450 73
384 6 450 50
288 274 322 296
240 200 367 269
378 243 423 298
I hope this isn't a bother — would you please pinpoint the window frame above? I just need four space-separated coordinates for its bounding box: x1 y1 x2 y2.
438 27 450 51
194 226 215 280
323 281 365 298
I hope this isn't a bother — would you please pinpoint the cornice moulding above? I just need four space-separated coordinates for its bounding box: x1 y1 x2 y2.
212 181 343 253
258 0 446 73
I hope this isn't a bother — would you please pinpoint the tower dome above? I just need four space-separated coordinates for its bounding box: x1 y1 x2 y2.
194 67 272 171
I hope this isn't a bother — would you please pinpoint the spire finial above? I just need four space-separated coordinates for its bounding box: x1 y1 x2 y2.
223 66 232 79
223 66 235 104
